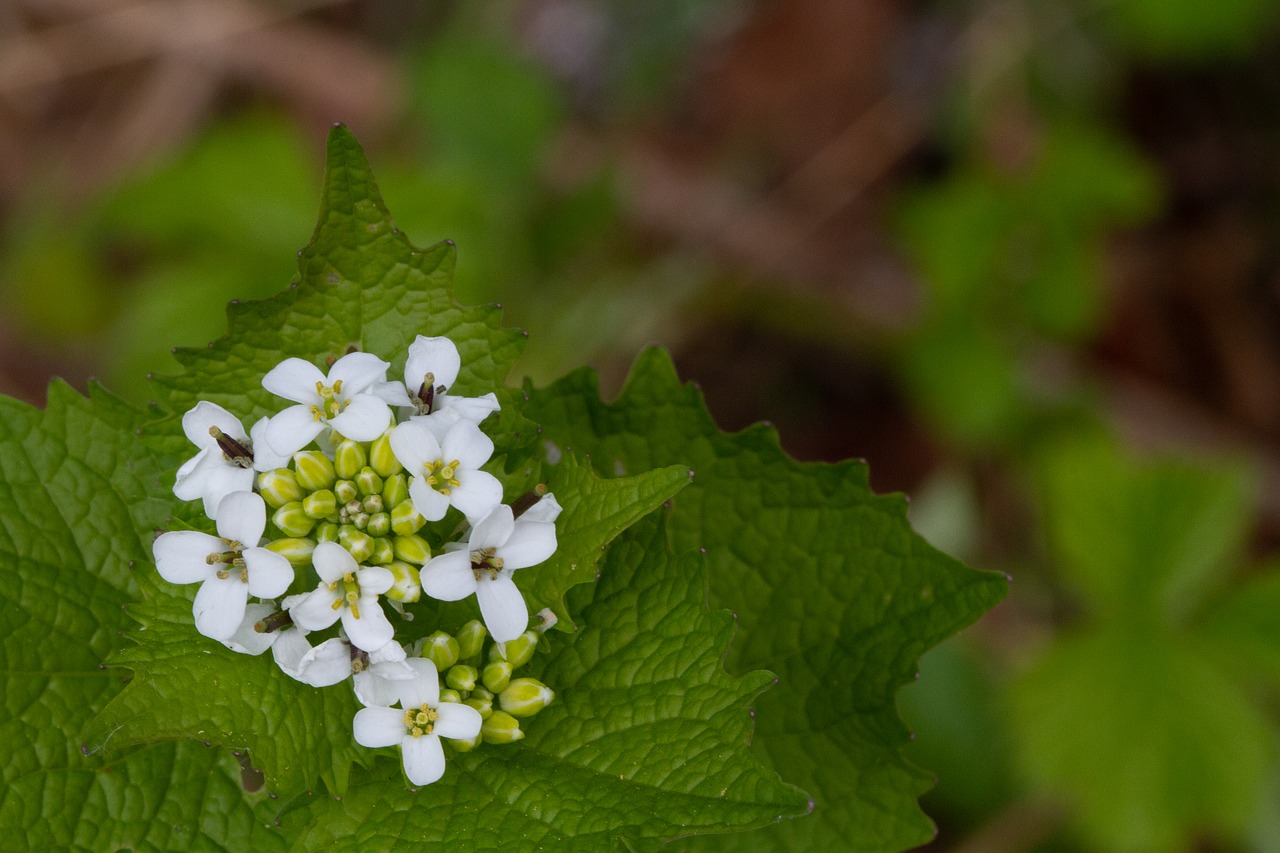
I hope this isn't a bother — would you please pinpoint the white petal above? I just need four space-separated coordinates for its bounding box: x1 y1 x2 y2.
222 603 277 655
328 351 390 395
409 476 450 522
193 574 249 641
353 670 403 708
405 336 461 392
264 405 326 456
371 380 413 407
312 540 356 583
401 734 446 786
419 551 477 602
298 637 353 687
440 392 500 424
441 421 494 471
398 658 440 709
519 493 563 524
433 701 483 740
451 470 504 523
356 565 394 596
174 447 211 486
410 411 457 443
199 465 257 520
343 599 394 652
262 358 325 404
469 505 514 550
153 531 221 584
475 575 528 643
328 394 392 442
250 417 291 472
182 401 247 448
288 586 343 632
215 491 267 545
243 548 294 598
499 520 557 570
368 639 410 670
389 421 440 474
353 706 406 748
271 627 313 679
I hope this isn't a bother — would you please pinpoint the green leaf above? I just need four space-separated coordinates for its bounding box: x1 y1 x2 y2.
282 515 809 849
522 348 1008 851
0 384 281 847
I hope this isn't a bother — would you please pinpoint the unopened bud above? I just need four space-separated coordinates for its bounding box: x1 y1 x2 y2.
494 631 538 669
366 512 391 537
338 527 374 563
470 685 494 702
464 695 493 719
438 688 463 705
370 537 395 565
334 440 367 479
456 620 488 660
393 534 430 565
264 537 316 567
258 469 304 508
421 631 459 670
293 451 336 491
355 466 383 497
482 660 512 693
369 430 403 477
303 489 336 519
334 479 358 504
445 664 478 693
352 511 370 530
499 678 554 717
382 473 409 509
481 710 524 744
390 502 425 536
362 494 384 515
314 521 340 543
447 732 482 752
273 501 315 537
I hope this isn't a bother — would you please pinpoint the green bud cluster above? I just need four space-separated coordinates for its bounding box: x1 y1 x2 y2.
417 619 555 748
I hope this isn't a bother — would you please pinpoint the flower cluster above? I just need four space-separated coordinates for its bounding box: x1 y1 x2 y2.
153 335 559 786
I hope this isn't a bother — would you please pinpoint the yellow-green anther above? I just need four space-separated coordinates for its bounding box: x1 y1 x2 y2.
355 466 383 497
369 429 402 477
362 494 384 514
446 664 478 693
481 710 525 744
385 561 421 602
456 620 488 660
366 512 391 537
273 501 315 537
464 695 493 719
439 688 463 705
393 534 431 565
483 660 512 693
334 479 358 504
447 732 482 752
499 678 555 717
293 450 336 491
370 537 395 566
258 468 304 508
339 527 374 563
264 537 316 567
493 630 538 669
422 630 459 670
315 521 340 543
381 472 409 509
303 489 336 519
334 439 367 479
390 502 425 536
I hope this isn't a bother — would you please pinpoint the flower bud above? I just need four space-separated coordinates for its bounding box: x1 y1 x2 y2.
303 488 336 519
390 502 426 536
469 685 494 702
447 733 482 752
464 695 493 719
369 430 403 477
421 630 459 670
385 562 421 602
382 473 409 509
493 631 538 669
338 527 374 562
362 494 384 515
498 678 554 717
258 469 304 508
314 521 340 543
273 501 315 537
334 479 358 504
264 537 316 567
293 450 336 491
366 512 391 537
456 620 488 660
439 688 463 705
445 664 478 693
393 534 431 565
481 711 525 744
355 466 383 498
370 537 395 566
352 511 370 530
334 440 367 479
482 660 512 693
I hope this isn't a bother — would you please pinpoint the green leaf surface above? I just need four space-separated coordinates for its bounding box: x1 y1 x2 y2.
522 348 1008 851
283 515 809 850
0 384 281 848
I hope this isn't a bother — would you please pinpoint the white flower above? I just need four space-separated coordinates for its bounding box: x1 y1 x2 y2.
374 335 500 440
288 541 396 652
419 503 557 642
261 352 393 456
353 640 416 707
353 658 482 786
389 420 503 524
153 491 294 641
269 615 352 688
221 602 278 656
173 402 288 519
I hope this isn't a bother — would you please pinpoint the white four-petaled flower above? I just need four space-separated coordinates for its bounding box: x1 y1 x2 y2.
262 352 393 456
353 658 482 786
288 541 396 652
374 335 500 440
174 402 288 519
419 503 557 642
153 491 294 641
389 419 503 523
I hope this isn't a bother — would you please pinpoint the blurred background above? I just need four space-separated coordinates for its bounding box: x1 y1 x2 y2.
5 1 1280 850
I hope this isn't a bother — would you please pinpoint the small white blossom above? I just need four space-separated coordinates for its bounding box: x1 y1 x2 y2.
288 542 396 652
173 402 288 519
389 419 503 523
374 335 500 440
261 352 393 456
221 602 278 656
352 658 482 786
353 640 416 707
268 606 351 688
419 503 557 642
153 491 294 641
